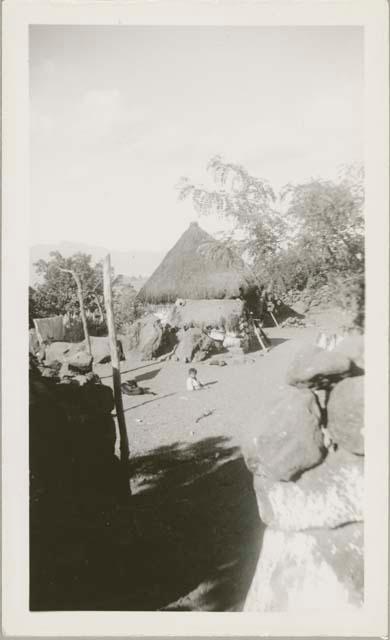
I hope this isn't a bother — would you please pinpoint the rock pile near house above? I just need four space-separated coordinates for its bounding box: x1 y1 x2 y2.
37 336 125 370
242 334 364 612
29 353 124 498
30 354 128 608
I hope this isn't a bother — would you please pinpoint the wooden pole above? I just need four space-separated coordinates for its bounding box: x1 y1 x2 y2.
253 323 268 352
269 310 280 328
249 315 268 352
59 268 92 355
103 254 129 465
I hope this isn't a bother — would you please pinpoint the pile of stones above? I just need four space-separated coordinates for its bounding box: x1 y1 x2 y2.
280 315 306 328
31 350 99 387
30 351 128 607
242 334 364 611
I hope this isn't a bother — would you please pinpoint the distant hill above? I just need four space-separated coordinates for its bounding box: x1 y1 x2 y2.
30 242 164 286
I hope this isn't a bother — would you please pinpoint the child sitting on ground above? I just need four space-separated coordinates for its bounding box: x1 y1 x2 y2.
186 367 203 391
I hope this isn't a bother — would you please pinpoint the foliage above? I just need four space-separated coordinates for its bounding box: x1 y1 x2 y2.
113 284 144 333
178 156 286 265
280 170 364 281
30 250 148 336
178 157 365 328
31 251 108 320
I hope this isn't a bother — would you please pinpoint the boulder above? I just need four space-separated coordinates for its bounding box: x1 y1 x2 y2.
89 336 112 364
40 366 60 380
244 523 363 611
334 335 364 371
59 361 71 379
291 301 309 315
175 327 215 363
44 338 123 366
45 341 77 364
124 315 164 361
327 376 364 455
286 344 352 389
223 335 241 349
67 351 93 374
243 385 324 482
252 448 363 530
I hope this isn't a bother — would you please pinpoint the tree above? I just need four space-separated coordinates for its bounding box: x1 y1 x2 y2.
177 155 286 274
112 281 141 332
177 157 365 327
31 251 109 319
57 266 92 354
178 156 364 286
281 170 364 281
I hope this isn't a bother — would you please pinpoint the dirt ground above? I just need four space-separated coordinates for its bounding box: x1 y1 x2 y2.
96 326 321 459
81 324 320 611
32 317 340 612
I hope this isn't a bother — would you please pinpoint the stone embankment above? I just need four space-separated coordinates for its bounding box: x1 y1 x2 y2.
242 335 364 611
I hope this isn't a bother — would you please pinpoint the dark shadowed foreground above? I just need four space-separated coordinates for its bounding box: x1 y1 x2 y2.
30 415 263 611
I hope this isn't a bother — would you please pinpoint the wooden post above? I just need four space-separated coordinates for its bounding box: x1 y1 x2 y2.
59 267 92 355
253 323 268 352
250 316 269 353
269 310 280 328
103 254 129 465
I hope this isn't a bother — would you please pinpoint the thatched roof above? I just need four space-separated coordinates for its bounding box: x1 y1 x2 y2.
137 222 256 304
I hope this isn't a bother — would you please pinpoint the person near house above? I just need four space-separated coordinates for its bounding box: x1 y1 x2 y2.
186 367 203 391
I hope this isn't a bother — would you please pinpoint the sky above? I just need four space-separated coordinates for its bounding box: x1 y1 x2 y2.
30 25 363 274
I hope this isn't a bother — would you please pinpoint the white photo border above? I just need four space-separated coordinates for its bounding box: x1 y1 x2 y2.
2 0 388 636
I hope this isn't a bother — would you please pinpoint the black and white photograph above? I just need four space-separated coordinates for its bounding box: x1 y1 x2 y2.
2 0 388 636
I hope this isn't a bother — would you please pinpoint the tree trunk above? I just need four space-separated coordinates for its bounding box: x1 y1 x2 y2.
73 271 92 355
103 254 130 466
59 268 91 355
94 293 104 324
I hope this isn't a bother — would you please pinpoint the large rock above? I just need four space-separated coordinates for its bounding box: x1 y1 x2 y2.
67 351 93 373
291 301 309 315
286 344 352 389
327 376 364 455
89 336 112 364
244 523 363 611
252 448 363 530
45 341 79 365
334 335 364 371
175 327 216 363
124 315 165 361
243 385 324 482
29 369 129 609
44 338 123 366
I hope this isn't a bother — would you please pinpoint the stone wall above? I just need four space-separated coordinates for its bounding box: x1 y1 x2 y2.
30 357 128 609
242 335 364 611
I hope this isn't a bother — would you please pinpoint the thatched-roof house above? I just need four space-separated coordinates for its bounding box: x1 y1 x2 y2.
137 222 256 304
134 222 265 359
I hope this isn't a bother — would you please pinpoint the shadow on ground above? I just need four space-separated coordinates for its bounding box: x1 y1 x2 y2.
269 338 289 347
133 368 162 383
31 436 263 612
